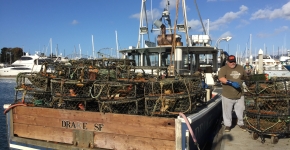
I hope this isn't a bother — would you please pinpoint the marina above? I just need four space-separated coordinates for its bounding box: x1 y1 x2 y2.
1 1 290 150
3 0 224 149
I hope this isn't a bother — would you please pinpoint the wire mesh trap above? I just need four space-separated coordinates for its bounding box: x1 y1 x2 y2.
244 78 290 143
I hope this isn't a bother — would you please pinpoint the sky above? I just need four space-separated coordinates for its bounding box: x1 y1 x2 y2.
1 0 290 59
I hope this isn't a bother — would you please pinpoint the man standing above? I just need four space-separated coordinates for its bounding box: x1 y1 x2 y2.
244 62 253 76
218 55 247 132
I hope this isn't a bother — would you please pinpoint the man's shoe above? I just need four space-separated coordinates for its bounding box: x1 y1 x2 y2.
224 126 231 132
239 125 247 131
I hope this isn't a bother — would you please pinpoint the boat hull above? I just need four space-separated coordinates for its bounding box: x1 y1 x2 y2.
0 66 42 77
5 93 222 150
264 70 290 78
283 65 290 71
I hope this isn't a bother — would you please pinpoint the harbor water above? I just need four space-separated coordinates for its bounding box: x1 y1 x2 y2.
0 78 16 149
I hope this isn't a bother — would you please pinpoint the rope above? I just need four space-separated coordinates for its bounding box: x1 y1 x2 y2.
244 115 283 133
183 79 192 113
90 80 106 99
244 83 276 95
151 82 164 116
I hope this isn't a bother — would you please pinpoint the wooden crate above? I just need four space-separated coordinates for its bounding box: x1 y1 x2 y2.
12 106 176 149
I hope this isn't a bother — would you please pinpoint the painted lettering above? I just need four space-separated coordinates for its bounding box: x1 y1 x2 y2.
62 120 87 130
94 123 104 131
83 122 87 130
61 120 102 131
62 120 68 128
71 122 76 128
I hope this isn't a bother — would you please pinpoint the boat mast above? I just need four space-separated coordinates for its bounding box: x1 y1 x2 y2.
56 44 58 57
137 0 150 48
92 35 95 59
169 0 179 76
50 38 52 59
181 0 191 46
79 44 82 58
115 31 119 58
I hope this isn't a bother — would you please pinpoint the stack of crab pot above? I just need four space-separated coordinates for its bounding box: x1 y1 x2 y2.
244 76 290 144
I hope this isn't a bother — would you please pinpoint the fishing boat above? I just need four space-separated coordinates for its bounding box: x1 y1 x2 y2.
3 1 225 149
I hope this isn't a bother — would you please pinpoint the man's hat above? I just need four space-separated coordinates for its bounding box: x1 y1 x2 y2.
227 55 236 63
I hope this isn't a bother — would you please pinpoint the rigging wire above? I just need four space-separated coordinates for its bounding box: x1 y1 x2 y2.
169 0 179 76
193 0 206 35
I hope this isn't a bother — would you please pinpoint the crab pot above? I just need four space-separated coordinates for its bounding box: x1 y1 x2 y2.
93 81 138 99
98 97 144 115
247 96 290 114
16 73 44 90
144 78 202 97
143 78 205 116
95 68 117 81
244 109 290 134
14 89 52 107
50 78 94 98
244 79 289 98
244 79 290 136
249 74 267 81
70 66 91 80
145 93 198 116
51 96 97 111
17 72 53 91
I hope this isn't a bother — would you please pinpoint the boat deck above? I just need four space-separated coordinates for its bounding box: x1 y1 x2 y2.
215 118 290 150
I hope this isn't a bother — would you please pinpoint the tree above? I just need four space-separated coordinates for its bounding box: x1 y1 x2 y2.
0 47 24 64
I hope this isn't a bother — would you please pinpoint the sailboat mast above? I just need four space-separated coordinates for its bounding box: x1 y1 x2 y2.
92 35 95 59
56 44 58 57
50 38 52 58
115 30 119 58
79 44 82 58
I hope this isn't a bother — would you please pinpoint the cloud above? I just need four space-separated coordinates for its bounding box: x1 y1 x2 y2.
187 19 202 31
274 26 289 34
209 5 248 31
257 26 289 38
251 1 290 20
71 20 79 25
130 8 162 24
236 19 250 28
186 5 247 33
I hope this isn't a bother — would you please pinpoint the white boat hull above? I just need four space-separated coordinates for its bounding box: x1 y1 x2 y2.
0 66 42 77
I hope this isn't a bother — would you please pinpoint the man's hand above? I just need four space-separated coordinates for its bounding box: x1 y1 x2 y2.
226 80 240 88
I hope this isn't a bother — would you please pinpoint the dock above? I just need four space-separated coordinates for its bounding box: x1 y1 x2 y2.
213 118 290 150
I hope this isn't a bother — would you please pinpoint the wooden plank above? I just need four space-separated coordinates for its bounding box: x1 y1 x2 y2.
13 123 175 149
13 107 175 129
93 132 175 150
13 113 175 140
175 119 182 150
13 123 73 144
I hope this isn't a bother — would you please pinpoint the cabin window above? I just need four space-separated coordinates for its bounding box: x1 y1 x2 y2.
20 57 33 61
127 53 141 66
143 52 159 66
127 52 161 67
199 54 214 73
